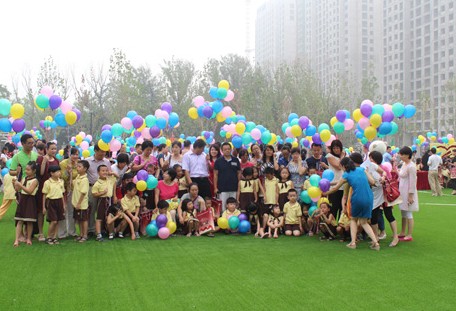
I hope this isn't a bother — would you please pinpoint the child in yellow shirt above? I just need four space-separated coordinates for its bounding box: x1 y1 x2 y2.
283 189 302 237
0 172 16 219
120 182 141 239
72 160 90 242
221 197 241 233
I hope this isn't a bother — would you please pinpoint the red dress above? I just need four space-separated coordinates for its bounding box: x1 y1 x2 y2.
208 159 215 197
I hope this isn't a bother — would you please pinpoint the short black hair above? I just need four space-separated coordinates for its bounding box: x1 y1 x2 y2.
70 147 79 155
239 148 249 157
183 140 191 148
116 153 130 164
181 199 192 212
173 164 182 170
94 144 102 152
247 202 258 214
226 197 237 205
142 140 153 150
165 168 177 180
349 152 363 165
290 147 300 154
399 146 413 159
78 160 90 170
122 172 134 181
287 188 297 195
431 147 437 154
158 144 167 151
242 167 253 177
369 151 383 165
281 146 290 152
135 143 142 148
221 142 231 150
125 182 136 192
193 139 206 149
311 143 322 149
171 141 182 148
157 200 169 209
20 134 34 145
48 165 61 174
264 167 275 175
46 141 56 149
97 164 107 172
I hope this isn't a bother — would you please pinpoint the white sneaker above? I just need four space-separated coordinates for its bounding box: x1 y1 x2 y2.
108 233 114 240
378 233 387 240
135 232 140 239
118 232 124 238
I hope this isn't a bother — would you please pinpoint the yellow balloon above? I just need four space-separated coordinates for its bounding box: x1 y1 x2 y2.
82 150 90 158
65 111 77 125
136 180 147 192
449 138 455 144
138 121 146 132
353 108 362 122
330 116 337 127
364 126 377 141
97 139 110 152
216 112 225 122
291 125 302 137
218 80 230 90
235 122 246 135
226 132 232 139
10 103 25 119
430 136 436 141
320 129 331 142
58 149 64 156
188 107 198 119
291 141 298 148
370 114 382 128
217 217 229 229
308 186 322 199
231 111 236 117
270 133 277 145
45 115 53 122
166 221 177 234
166 139 171 147
75 134 83 145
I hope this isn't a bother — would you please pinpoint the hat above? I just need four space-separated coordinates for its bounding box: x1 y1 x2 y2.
317 197 331 208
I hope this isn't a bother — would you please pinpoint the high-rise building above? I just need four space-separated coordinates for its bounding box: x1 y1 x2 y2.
382 0 455 136
255 0 297 68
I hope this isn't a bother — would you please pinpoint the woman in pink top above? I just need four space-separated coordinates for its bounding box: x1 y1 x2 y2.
155 168 178 220
131 141 158 175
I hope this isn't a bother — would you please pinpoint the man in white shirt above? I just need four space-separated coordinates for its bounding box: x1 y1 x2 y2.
182 139 211 198
427 148 442 196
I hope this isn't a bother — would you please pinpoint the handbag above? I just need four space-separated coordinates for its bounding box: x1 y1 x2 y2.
383 175 400 203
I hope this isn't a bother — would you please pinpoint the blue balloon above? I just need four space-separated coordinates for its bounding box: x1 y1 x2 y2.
179 134 185 139
0 118 11 132
306 125 316 136
378 122 392 135
168 112 179 127
50 121 57 129
156 117 167 129
322 169 335 182
238 220 251 234
55 113 67 127
403 105 416 119
197 105 205 117
232 136 242 148
101 130 113 143
1 167 9 177
127 110 137 119
209 87 218 99
12 134 20 144
288 113 299 123
355 130 364 139
152 138 160 146
257 125 266 133
212 100 223 113
126 136 137 147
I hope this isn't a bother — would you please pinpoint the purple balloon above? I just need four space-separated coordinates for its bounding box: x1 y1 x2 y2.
203 106 213 118
149 126 160 138
39 120 45 129
437 138 443 143
204 131 211 139
238 213 248 222
156 214 168 228
360 103 372 117
132 115 144 129
137 169 148 181
101 124 112 132
318 178 331 192
49 95 62 110
312 133 322 145
134 130 142 138
12 119 26 132
382 110 394 122
303 139 310 148
161 102 173 113
335 110 346 122
72 108 82 121
298 116 309 129
32 126 37 131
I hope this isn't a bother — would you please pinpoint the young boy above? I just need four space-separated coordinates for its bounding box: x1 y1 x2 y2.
111 153 130 185
221 197 240 233
42 165 66 245
106 204 135 240
72 160 90 243
120 182 141 239
302 166 316 191
283 189 302 236
247 203 261 237
92 165 117 242
152 200 173 223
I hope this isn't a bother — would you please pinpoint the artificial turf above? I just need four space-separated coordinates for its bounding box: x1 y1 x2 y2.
0 190 455 311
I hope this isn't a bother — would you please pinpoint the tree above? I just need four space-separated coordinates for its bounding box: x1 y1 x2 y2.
37 56 70 99
0 84 10 99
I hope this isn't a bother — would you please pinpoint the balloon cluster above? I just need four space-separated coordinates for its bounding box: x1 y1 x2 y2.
217 214 250 233
188 80 234 121
416 132 454 146
67 131 94 158
0 99 27 133
9 127 44 146
221 121 277 148
300 170 335 205
145 217 177 240
132 169 158 192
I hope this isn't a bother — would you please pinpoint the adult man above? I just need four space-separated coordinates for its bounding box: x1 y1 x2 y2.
421 149 431 171
383 146 393 164
427 147 442 196
86 144 112 234
278 146 291 168
182 139 211 198
182 140 192 155
214 142 241 212
305 143 328 173
9 134 37 179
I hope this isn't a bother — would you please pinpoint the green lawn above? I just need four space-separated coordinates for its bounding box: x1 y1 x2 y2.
0 190 455 310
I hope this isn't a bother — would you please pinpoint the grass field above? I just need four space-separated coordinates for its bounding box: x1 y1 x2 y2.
0 190 455 310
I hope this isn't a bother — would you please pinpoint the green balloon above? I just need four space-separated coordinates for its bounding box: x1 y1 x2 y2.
242 133 252 145
261 131 272 144
145 115 156 127
0 98 12 116
390 122 399 135
392 102 405 118
246 121 256 132
333 122 345 134
111 123 123 137
217 88 228 99
372 104 384 115
35 94 50 109
290 119 299 126
318 123 330 133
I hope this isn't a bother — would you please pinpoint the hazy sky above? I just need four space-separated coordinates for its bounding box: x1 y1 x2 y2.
1 0 261 93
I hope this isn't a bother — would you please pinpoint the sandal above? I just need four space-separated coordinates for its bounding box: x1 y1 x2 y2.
38 235 46 242
26 240 32 246
46 238 54 245
13 241 19 247
389 240 399 247
52 238 60 245
370 242 380 251
402 236 413 242
74 236 82 242
79 237 87 243
346 243 357 249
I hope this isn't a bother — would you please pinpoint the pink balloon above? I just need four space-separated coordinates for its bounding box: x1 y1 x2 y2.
251 128 261 140
86 135 92 142
228 123 236 134
40 85 53 98
447 134 453 139
161 110 169 121
285 127 294 138
311 196 320 202
121 117 132 130
325 135 336 146
221 106 233 118
60 101 73 114
358 117 370 130
80 141 89 150
110 139 121 152
383 104 392 111
141 127 152 139
193 96 205 107
78 132 86 138
136 137 144 144
380 163 392 179
361 99 374 107
158 227 170 239
343 119 354 130
154 109 163 118
224 90 234 102
133 176 138 184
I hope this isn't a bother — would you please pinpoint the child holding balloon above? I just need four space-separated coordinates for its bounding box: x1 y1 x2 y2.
314 198 337 241
220 197 241 233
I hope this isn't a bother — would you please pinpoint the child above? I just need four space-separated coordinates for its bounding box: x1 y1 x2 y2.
337 211 351 242
152 200 173 223
278 167 294 211
13 161 39 246
247 203 261 237
92 165 117 242
174 164 188 198
204 197 217 237
72 160 90 243
120 182 141 239
314 198 337 241
283 189 303 236
181 198 200 237
261 167 278 234
106 204 135 240
42 165 66 245
221 197 241 233
302 166 316 191
267 205 284 239
0 171 16 220
237 167 258 213
306 204 319 237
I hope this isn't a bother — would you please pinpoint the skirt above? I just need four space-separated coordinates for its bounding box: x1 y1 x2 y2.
15 194 38 222
96 197 110 220
46 198 65 222
239 192 255 212
278 193 288 211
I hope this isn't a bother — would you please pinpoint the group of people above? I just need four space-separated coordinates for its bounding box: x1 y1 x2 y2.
0 132 434 251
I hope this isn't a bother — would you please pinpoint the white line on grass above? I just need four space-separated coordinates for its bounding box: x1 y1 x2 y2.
422 203 456 206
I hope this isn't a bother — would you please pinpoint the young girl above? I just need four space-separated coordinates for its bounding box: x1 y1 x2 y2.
42 165 66 245
261 167 278 234
237 167 258 213
315 199 337 241
0 171 16 220
106 204 135 240
181 198 200 237
267 205 284 239
277 167 293 211
174 164 188 198
13 161 39 247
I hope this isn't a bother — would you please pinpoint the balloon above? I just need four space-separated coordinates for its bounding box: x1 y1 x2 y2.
320 129 331 142
318 123 330 133
101 130 113 143
166 221 177 234
188 107 198 119
60 101 72 114
318 178 331 192
343 119 354 131
97 139 110 152
378 122 392 135
1 167 9 177
111 123 123 137
364 126 377 141
380 162 392 174
132 115 144 129
232 136 242 148
193 96 205 107
146 223 159 237
291 124 302 137
158 227 170 239
156 214 168 228
217 217 229 229
333 122 345 134
360 103 372 117
372 104 384 115
126 110 137 120
251 128 261 141
358 117 370 130
370 114 382 128
12 119 26 132
390 122 399 135
312 133 322 145
335 110 346 122
307 186 322 199
121 117 133 130
300 190 312 204
261 131 272 144
161 102 173 113
309 174 322 187
221 106 233 118
382 110 395 122
0 98 12 117
225 90 235 102
0 118 12 132
63 111 76 125
35 94 49 109
10 103 25 119
110 139 121 152
137 169 149 181
228 216 240 230
156 117 167 129
218 80 230 90
146 175 158 190
392 102 405 117
209 87 218 99
361 99 374 107
49 95 62 110
352 109 362 122
403 105 416 118
308 206 317 217
238 220 251 234
217 88 227 99
238 214 248 222
136 180 147 191
203 106 213 118
235 122 246 135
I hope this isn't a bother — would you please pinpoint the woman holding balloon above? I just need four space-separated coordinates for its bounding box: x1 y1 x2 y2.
326 140 345 219
131 141 158 175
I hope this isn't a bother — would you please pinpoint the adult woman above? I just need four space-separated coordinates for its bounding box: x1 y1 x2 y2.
169 141 183 167
36 142 60 241
398 146 418 242
449 149 456 195
178 183 206 224
155 168 179 221
326 140 345 219
58 147 80 238
324 157 379 250
260 145 279 177
207 144 221 196
250 144 262 167
131 140 158 175
157 144 171 172
239 149 254 170
287 147 307 199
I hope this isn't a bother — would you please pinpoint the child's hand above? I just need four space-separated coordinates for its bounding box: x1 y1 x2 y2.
76 203 81 210
101 188 108 195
